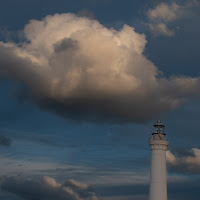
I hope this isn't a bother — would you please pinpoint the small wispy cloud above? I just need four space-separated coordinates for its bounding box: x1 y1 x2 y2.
148 2 181 22
148 23 175 37
167 147 200 174
146 1 199 37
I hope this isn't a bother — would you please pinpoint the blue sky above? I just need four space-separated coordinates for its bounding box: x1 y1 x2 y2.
0 0 200 200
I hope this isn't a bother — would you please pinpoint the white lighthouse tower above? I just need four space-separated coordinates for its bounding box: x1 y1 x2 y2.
149 120 169 200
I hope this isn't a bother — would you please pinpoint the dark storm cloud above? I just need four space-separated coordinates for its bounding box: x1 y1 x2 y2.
0 176 98 200
167 148 200 174
1 13 200 123
0 135 12 146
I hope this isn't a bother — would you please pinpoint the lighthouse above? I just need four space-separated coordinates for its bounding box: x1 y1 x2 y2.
149 120 169 200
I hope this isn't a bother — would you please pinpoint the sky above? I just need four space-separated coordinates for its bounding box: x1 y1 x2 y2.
0 0 200 199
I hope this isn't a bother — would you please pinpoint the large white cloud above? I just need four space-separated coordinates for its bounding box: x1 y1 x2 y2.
0 13 200 122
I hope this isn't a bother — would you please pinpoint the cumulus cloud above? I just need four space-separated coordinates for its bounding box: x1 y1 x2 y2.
0 13 200 122
148 2 182 22
146 1 200 36
0 176 98 200
148 23 175 37
167 148 200 174
146 2 181 36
